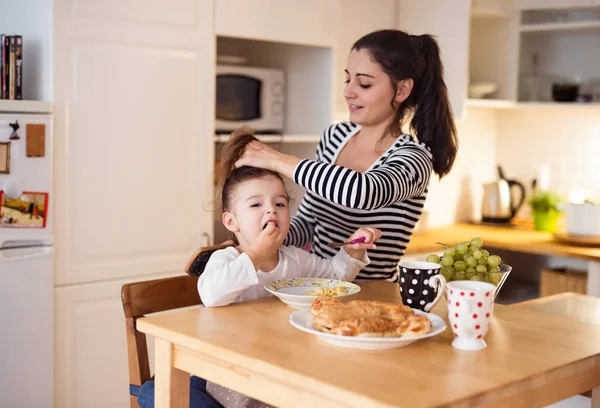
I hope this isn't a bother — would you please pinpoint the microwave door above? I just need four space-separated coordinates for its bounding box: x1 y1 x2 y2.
216 75 262 121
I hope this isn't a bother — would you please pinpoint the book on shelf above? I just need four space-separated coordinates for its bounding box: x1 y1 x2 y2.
0 34 23 100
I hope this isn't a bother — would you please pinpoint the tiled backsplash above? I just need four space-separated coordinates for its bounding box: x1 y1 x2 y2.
423 108 498 228
496 108 600 200
424 106 600 228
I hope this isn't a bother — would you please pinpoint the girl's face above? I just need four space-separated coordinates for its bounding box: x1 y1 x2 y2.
344 48 410 128
222 176 290 247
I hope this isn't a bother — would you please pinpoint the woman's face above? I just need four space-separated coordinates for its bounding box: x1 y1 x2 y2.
344 48 399 127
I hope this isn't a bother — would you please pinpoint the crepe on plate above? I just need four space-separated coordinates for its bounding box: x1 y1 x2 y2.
310 297 432 337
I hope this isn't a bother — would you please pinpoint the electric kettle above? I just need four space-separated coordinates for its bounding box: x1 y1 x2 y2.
482 166 525 223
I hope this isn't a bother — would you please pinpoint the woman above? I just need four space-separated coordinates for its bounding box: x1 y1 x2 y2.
235 29 458 282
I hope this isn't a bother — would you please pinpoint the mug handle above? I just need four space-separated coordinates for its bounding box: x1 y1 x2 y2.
424 274 447 312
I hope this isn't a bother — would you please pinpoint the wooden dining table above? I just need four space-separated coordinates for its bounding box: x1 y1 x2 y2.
137 281 600 408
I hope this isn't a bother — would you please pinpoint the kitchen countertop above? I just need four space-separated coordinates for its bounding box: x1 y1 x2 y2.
406 222 600 262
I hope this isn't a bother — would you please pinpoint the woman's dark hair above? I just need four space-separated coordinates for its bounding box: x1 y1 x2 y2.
352 29 458 178
216 125 287 213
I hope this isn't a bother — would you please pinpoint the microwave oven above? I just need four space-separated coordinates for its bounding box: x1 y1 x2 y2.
215 65 285 134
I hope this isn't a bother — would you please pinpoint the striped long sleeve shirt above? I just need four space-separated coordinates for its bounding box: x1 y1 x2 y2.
285 122 433 281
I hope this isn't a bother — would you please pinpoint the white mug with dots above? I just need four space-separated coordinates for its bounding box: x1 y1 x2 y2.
398 261 447 312
446 280 496 350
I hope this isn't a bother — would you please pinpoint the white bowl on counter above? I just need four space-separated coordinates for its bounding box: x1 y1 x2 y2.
565 201 600 237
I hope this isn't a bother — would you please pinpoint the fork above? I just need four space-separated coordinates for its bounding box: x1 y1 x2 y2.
327 236 366 249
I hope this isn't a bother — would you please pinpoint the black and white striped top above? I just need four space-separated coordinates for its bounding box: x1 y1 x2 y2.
285 122 433 281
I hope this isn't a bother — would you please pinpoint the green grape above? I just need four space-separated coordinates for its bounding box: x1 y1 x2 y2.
465 267 476 273
466 256 478 268
426 254 440 263
481 249 490 257
453 253 464 262
454 271 466 281
441 256 454 267
478 257 488 266
489 271 502 285
453 260 467 272
472 250 482 260
470 274 484 281
470 237 483 248
465 269 476 280
475 264 487 273
440 266 454 281
487 255 501 267
488 265 500 272
455 242 468 255
444 247 456 257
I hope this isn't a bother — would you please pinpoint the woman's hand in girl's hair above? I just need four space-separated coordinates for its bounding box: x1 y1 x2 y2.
344 227 382 260
235 141 280 171
235 141 302 179
246 222 287 270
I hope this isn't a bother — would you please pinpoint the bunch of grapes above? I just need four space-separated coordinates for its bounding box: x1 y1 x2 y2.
425 237 504 286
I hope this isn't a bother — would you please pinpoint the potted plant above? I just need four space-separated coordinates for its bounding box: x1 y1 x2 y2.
528 191 563 232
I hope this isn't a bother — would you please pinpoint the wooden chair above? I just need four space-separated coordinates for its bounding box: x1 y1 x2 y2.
184 243 231 276
121 275 201 408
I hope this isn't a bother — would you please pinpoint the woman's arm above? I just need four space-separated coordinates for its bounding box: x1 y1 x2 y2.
293 145 433 210
284 194 317 248
235 140 300 179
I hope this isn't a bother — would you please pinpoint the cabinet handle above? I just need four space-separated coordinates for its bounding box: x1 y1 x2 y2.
202 232 211 247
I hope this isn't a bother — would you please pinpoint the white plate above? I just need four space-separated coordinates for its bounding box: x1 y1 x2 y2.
289 308 446 350
264 278 360 309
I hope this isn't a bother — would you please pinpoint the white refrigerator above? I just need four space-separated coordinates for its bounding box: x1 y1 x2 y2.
0 113 53 408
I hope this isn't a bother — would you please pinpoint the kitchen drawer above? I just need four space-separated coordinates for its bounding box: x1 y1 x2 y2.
540 267 587 297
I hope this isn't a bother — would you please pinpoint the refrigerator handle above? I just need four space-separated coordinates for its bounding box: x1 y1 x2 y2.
202 232 211 247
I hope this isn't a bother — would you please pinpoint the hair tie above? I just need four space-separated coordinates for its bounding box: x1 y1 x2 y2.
411 35 423 50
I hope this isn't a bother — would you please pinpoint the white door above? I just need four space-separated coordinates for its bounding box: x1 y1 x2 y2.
53 0 216 286
0 246 53 408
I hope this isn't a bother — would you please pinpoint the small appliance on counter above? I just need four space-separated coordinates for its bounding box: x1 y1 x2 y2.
565 198 600 238
481 166 526 224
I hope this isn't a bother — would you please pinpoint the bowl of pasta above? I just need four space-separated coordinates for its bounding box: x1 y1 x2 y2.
264 278 360 308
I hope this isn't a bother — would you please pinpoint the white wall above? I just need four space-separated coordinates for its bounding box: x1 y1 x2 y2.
423 107 499 229
0 0 52 101
496 108 600 205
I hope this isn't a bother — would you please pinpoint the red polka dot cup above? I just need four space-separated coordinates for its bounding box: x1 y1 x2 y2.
446 280 496 351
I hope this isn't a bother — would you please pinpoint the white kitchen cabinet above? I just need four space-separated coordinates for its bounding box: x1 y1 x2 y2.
53 0 216 285
215 0 339 47
334 0 398 113
397 0 472 117
54 275 174 408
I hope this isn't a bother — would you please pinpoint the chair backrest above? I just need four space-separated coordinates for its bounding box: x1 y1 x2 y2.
184 243 231 276
121 275 201 408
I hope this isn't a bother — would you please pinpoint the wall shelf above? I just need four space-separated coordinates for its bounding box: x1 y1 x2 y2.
466 98 517 109
0 100 52 114
520 20 600 32
466 99 600 110
214 134 320 143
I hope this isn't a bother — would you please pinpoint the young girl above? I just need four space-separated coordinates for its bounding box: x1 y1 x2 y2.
198 126 381 408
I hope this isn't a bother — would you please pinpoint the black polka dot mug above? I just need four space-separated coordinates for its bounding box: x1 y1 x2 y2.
398 261 447 312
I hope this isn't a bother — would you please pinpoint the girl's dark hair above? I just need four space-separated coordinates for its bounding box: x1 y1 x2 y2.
216 125 287 212
352 29 458 178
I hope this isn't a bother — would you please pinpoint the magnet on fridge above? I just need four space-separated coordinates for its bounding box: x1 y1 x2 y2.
26 124 46 157
2 179 22 199
9 121 20 159
0 191 49 228
0 142 10 174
